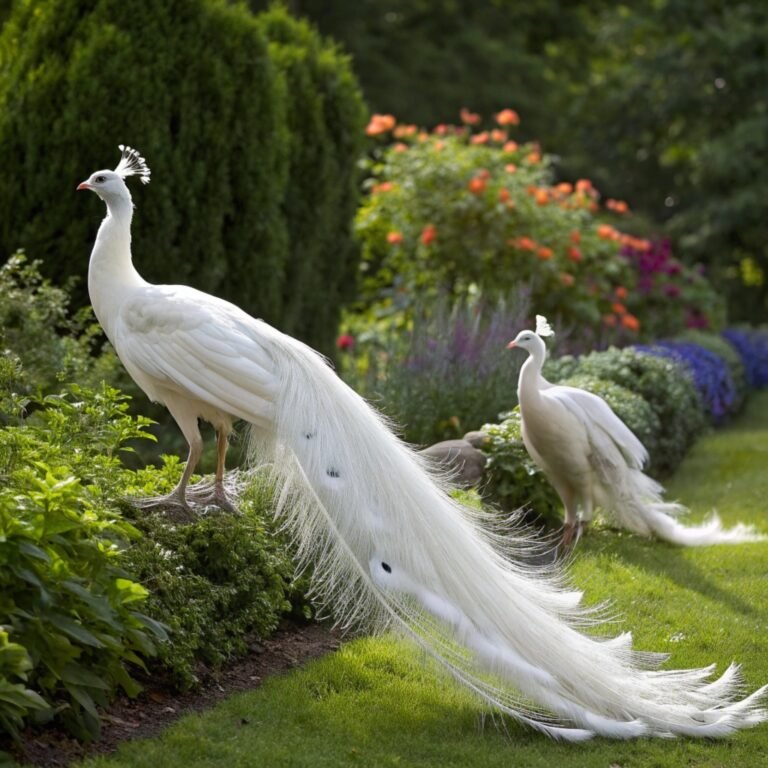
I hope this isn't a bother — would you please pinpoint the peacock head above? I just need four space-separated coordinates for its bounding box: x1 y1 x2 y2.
77 145 151 203
507 315 554 356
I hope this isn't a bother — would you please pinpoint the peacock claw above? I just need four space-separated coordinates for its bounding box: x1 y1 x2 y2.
186 478 241 515
131 493 197 523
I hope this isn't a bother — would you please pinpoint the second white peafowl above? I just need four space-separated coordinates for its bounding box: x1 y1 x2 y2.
77 147 767 741
508 315 764 547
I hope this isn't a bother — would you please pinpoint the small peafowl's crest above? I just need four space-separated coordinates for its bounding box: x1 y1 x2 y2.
535 314 554 338
114 145 151 185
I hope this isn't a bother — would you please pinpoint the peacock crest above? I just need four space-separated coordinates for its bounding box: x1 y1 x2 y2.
114 145 151 185
535 314 554 337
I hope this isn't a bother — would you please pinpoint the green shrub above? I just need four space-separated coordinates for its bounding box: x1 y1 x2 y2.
0 0 364 356
256 5 366 355
0 253 124 398
0 384 166 740
120 475 304 690
480 409 562 528
560 347 706 476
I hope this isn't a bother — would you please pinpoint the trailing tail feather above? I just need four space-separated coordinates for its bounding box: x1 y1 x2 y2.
247 326 766 741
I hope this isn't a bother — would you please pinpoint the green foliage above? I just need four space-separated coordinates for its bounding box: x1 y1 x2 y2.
0 253 123 397
256 4 366 354
0 0 364 356
560 347 706 476
355 122 635 335
0 384 165 740
480 410 561 528
120 476 303 690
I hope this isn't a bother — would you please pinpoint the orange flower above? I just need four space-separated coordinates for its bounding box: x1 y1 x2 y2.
470 131 489 145
556 182 574 196
534 189 549 206
366 113 396 136
503 141 519 153
433 140 446 152
612 302 627 315
526 151 541 165
387 231 403 245
505 163 517 173
559 272 575 286
392 142 409 153
498 188 511 203
420 224 437 246
570 229 581 244
575 178 593 192
567 246 582 263
372 181 394 194
597 224 616 240
468 177 487 194
460 107 481 125
606 198 630 214
433 124 450 136
495 108 520 126
615 285 628 299
513 236 536 251
621 314 640 332
490 129 508 143
393 124 417 138
537 246 554 260
603 313 617 327
477 168 491 180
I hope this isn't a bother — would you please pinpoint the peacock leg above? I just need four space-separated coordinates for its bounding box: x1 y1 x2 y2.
185 429 239 513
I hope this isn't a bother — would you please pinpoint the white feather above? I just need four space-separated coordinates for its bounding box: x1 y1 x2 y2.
536 314 555 337
81 152 768 742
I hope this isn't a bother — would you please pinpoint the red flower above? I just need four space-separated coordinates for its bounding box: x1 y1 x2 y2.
387 231 404 245
470 131 489 145
420 224 437 246
503 141 519 153
612 302 627 315
468 177 487 194
495 108 520 126
567 246 582 263
460 107 481 125
614 285 628 299
365 113 396 136
621 314 640 332
498 188 511 203
537 246 554 260
336 334 355 351
570 229 581 244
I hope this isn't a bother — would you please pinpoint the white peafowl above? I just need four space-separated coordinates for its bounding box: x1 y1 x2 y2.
508 315 764 548
77 147 767 741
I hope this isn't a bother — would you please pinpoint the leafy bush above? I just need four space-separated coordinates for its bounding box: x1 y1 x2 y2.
341 297 527 445
558 347 705 476
120 475 303 690
620 239 726 337
0 383 165 740
723 327 768 388
480 409 561 528
0 0 364 356
355 112 638 336
637 341 736 425
0 253 123 397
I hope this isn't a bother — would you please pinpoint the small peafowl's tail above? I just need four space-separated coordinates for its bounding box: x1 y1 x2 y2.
599 463 765 546
246 326 767 741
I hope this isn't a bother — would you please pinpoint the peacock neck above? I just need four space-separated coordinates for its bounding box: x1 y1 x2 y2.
87 195 147 343
517 344 547 407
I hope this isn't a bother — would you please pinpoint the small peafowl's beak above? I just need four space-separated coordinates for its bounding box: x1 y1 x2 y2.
76 181 91 191
506 340 517 349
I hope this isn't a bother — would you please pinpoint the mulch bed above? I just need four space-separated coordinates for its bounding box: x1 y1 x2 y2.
4 621 340 768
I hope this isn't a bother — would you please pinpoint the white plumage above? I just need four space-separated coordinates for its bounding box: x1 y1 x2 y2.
508 315 764 547
77 148 767 741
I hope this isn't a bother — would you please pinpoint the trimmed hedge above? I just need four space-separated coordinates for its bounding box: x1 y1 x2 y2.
0 0 364 356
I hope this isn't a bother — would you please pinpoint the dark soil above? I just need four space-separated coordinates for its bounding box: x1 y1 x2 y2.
5 621 340 768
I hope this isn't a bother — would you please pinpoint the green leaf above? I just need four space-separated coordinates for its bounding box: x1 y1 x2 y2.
60 664 111 691
64 684 99 719
47 614 105 649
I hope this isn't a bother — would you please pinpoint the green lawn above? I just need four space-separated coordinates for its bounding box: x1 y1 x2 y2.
78 392 768 768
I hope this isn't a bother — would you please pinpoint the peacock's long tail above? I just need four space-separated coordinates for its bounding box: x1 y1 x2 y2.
246 327 766 741
597 463 765 546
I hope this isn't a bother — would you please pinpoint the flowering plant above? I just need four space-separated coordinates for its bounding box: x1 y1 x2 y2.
723 328 768 388
355 110 641 336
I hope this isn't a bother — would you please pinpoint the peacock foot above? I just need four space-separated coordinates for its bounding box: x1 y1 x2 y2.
186 478 241 515
559 521 581 552
131 491 197 523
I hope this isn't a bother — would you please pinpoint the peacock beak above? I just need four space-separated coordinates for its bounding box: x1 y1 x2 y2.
77 181 92 191
506 341 517 349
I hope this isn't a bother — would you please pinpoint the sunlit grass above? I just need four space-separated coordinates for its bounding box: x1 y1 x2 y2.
77 392 768 768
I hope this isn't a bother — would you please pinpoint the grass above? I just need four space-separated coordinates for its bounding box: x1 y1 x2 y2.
77 392 768 768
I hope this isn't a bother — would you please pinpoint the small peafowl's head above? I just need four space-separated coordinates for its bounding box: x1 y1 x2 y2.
77 145 151 203
507 314 554 356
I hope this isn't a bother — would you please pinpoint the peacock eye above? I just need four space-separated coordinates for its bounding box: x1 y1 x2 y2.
95 175 107 183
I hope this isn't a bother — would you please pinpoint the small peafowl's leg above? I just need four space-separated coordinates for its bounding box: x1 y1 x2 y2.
186 427 239 514
558 486 580 551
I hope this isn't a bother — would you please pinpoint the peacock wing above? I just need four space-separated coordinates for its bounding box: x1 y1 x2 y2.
113 284 279 426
